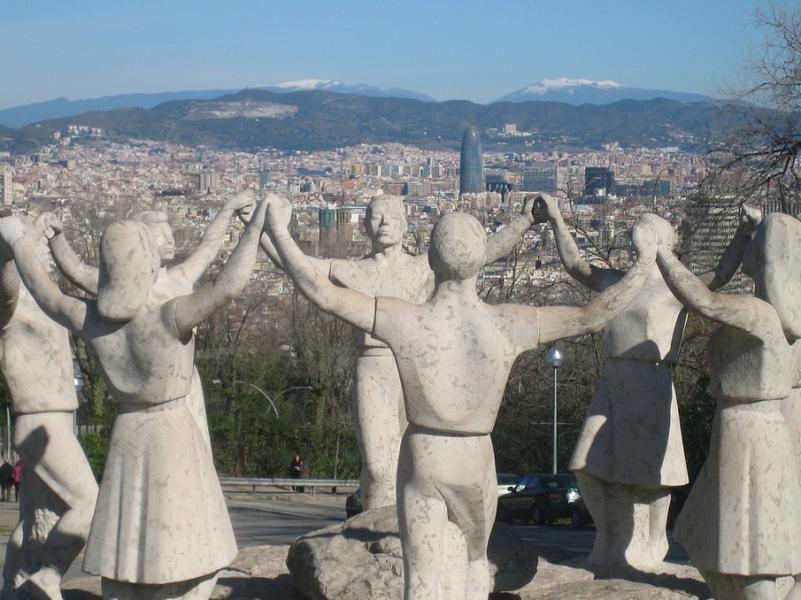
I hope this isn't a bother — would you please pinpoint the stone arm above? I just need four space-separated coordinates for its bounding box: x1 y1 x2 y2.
657 245 768 336
265 196 374 333
501 221 655 352
696 205 761 291
171 199 268 338
238 206 333 277
171 191 255 285
49 231 99 295
483 196 536 264
0 255 19 331
0 219 87 333
533 194 621 292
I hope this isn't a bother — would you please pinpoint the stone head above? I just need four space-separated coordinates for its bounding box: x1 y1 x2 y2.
365 196 406 249
744 213 801 339
428 212 486 281
636 213 678 251
97 221 160 322
133 210 175 263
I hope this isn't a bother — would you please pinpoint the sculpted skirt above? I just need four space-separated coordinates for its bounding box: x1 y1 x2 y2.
569 359 688 487
674 399 801 575
83 397 238 583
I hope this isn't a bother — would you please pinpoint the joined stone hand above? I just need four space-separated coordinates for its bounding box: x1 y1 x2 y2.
227 190 256 216
34 212 63 239
530 193 559 224
740 204 762 230
265 194 293 232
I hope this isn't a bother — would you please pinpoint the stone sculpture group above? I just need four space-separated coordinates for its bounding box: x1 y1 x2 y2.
0 184 798 600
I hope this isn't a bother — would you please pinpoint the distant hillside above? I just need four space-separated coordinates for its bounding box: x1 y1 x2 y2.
0 82 435 128
1 89 740 154
497 78 713 105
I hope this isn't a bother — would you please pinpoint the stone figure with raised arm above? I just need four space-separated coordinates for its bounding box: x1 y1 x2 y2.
0 199 268 600
654 212 801 600
532 194 759 574
48 191 255 449
265 193 656 600
0 220 98 600
255 193 538 510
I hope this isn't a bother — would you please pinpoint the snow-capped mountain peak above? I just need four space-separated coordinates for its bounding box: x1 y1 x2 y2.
496 78 712 106
257 79 339 90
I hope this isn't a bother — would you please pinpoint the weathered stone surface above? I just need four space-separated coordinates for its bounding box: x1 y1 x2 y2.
655 212 801 599
286 505 539 599
268 194 656 600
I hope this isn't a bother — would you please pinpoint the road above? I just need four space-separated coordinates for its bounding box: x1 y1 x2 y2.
0 493 691 582
226 495 690 565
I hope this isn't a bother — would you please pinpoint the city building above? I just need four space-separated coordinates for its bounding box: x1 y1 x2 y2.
584 166 614 197
0 166 11 206
459 125 483 195
521 164 557 193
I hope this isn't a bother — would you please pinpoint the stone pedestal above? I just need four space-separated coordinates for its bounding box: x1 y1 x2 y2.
286 505 538 600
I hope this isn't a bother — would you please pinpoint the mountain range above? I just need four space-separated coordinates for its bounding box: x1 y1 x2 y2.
0 80 434 128
0 78 711 128
496 78 713 105
0 88 738 155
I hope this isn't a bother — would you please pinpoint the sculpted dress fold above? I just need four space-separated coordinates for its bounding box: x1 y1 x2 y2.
82 302 237 584
674 326 801 576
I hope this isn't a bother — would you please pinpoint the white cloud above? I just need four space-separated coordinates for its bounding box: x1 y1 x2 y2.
524 78 624 94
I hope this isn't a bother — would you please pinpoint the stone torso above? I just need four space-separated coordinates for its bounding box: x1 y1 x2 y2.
331 253 433 349
0 283 77 414
373 296 523 434
81 301 194 407
709 316 794 401
601 267 685 362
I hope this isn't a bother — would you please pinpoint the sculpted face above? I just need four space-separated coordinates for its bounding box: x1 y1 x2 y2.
366 196 405 249
428 212 486 281
133 211 175 263
150 222 176 262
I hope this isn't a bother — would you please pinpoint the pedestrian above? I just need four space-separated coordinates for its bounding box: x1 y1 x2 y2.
289 455 305 493
0 458 11 502
11 460 21 502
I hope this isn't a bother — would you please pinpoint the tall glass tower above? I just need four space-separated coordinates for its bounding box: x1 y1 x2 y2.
459 125 483 195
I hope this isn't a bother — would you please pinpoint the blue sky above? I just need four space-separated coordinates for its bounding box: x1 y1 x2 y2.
0 0 790 108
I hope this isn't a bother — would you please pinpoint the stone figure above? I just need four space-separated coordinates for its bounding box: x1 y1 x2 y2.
654 212 801 600
264 193 656 600
255 193 537 510
48 192 254 450
0 222 98 600
0 199 268 600
533 194 758 574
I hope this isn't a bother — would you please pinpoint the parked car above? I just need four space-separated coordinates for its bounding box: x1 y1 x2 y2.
496 473 519 497
568 496 593 528
496 473 589 526
347 472 522 519
345 488 362 518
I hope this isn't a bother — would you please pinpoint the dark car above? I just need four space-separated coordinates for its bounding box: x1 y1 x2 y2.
345 489 362 518
496 473 588 526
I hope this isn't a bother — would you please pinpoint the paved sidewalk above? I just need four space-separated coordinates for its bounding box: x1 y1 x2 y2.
0 499 18 568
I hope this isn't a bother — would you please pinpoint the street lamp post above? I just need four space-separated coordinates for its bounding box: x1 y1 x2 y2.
545 347 565 475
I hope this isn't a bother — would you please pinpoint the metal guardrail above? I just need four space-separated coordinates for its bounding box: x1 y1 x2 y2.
219 476 359 495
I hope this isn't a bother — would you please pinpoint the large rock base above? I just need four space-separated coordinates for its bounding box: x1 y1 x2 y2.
286 505 539 600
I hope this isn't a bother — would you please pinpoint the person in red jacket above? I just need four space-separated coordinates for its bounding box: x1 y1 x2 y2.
11 460 21 502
